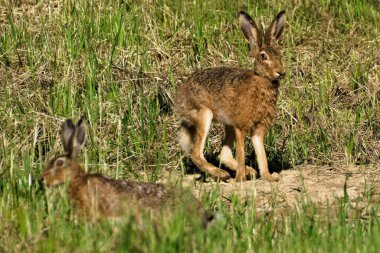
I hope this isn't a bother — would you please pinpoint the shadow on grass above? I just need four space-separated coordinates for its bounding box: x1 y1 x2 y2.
181 151 292 181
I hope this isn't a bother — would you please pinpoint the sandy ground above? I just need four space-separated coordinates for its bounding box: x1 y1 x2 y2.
182 165 380 217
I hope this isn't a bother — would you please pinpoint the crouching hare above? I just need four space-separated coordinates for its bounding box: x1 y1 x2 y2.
41 117 213 227
175 11 286 182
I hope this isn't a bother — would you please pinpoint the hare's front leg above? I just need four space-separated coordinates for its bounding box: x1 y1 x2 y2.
234 128 247 182
190 107 230 181
252 127 279 182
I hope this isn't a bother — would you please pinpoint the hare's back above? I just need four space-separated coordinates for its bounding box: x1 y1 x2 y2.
186 67 254 92
175 67 255 114
85 176 168 209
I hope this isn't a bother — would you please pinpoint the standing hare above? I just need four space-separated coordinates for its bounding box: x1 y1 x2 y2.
41 117 212 226
175 11 286 182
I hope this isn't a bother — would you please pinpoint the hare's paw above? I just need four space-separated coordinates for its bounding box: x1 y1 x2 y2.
263 172 280 182
208 168 231 181
245 166 257 180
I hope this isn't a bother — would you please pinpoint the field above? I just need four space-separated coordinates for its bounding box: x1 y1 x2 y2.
1 0 380 252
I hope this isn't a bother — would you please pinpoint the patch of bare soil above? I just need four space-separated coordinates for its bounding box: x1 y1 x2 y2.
183 165 380 217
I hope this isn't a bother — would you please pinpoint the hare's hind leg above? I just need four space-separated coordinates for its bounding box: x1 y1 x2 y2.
218 125 257 179
179 122 196 154
190 107 230 181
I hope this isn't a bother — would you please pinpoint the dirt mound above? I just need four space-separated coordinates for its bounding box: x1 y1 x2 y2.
184 165 380 216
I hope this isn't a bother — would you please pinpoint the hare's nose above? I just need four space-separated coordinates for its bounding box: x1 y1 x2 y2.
275 71 285 79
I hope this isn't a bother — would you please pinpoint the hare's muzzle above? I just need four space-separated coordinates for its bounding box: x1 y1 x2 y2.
274 71 285 80
40 173 49 186
40 171 55 186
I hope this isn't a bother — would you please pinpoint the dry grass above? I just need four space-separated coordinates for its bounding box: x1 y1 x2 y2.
0 0 380 252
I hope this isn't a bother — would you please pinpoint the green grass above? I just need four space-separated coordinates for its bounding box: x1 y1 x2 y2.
1 177 380 252
1 0 380 252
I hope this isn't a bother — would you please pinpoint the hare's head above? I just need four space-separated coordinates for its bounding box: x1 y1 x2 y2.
239 11 286 81
41 117 86 186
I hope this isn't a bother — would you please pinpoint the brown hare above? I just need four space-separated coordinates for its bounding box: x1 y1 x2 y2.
41 117 212 226
175 11 286 182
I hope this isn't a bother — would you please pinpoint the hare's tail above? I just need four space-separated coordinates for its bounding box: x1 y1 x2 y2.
179 121 196 154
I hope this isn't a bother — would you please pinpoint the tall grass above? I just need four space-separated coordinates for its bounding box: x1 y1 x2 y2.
0 0 380 252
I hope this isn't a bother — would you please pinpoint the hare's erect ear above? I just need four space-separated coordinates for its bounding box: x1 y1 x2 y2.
76 117 86 147
71 116 86 159
239 11 262 56
62 119 75 153
265 11 286 46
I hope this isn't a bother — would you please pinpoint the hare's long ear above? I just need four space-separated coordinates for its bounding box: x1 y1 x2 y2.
264 11 286 46
62 119 76 153
70 116 86 159
239 11 262 57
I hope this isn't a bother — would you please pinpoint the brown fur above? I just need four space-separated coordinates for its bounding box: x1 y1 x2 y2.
175 11 286 182
41 118 211 227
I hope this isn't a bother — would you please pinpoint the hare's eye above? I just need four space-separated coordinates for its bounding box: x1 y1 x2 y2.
260 53 267 61
56 159 64 167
